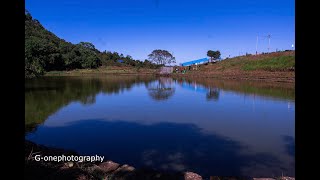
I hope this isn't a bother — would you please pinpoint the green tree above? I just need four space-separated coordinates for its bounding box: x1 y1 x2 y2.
207 50 221 62
25 37 56 77
78 42 96 50
207 50 215 62
148 50 176 65
65 44 101 69
213 51 221 60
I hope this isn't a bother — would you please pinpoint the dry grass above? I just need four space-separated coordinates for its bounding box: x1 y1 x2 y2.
200 51 295 72
45 66 157 76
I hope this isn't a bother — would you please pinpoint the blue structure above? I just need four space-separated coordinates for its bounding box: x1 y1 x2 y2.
117 59 124 63
180 58 209 66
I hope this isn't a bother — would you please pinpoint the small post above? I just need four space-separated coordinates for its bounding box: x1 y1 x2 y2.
256 35 258 55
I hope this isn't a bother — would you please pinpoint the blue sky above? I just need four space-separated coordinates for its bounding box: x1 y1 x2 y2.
26 0 295 64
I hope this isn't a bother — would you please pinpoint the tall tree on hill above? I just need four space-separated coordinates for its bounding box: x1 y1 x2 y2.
207 50 221 62
207 50 214 62
213 50 221 61
148 50 176 65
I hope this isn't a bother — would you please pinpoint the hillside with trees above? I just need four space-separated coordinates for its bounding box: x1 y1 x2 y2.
25 10 159 78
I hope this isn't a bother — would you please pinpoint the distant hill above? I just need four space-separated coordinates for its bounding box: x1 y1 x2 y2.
203 51 295 72
174 51 295 82
25 10 102 78
25 10 158 78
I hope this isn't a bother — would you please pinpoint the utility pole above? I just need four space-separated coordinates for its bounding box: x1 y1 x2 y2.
256 35 258 55
267 34 271 53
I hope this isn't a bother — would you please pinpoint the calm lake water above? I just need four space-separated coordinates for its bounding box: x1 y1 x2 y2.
25 76 295 178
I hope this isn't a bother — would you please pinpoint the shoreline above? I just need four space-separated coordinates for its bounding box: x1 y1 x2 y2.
171 70 294 83
25 140 294 180
43 51 295 83
44 70 294 83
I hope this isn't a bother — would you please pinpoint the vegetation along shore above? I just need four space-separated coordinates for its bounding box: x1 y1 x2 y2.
45 51 295 83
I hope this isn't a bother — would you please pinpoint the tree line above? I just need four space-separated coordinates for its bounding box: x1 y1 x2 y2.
25 10 160 78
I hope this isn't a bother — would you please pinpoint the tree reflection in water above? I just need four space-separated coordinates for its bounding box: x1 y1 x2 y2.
147 77 176 101
206 87 220 101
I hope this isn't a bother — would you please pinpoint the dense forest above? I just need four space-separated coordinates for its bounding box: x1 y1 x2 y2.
25 10 159 78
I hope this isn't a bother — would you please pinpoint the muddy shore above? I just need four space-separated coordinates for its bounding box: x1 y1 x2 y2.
171 70 294 83
45 70 294 83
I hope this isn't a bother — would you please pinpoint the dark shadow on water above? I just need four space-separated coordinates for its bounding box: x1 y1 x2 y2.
283 135 295 157
26 119 293 177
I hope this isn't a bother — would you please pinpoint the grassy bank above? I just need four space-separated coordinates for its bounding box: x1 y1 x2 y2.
45 51 295 83
217 51 295 71
45 66 157 76
197 51 294 72
173 51 295 82
241 55 294 71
